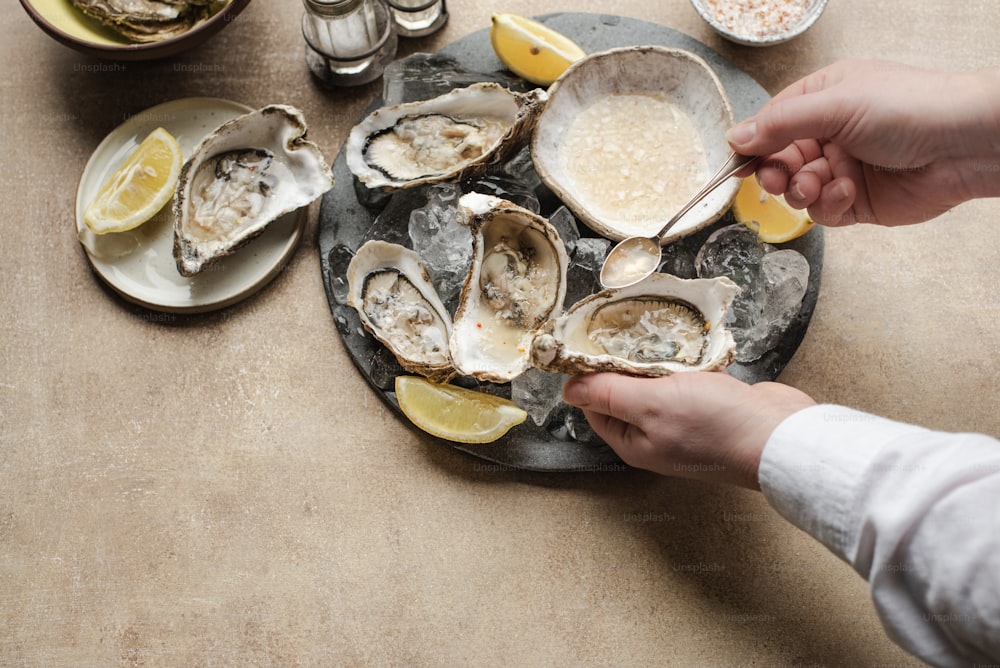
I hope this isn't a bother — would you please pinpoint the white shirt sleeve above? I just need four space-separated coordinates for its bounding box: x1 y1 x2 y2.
758 404 1000 668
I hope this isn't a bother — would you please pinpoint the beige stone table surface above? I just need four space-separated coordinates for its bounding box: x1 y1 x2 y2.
3 1 998 665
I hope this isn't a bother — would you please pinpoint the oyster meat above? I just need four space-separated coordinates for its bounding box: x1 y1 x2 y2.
346 240 454 383
450 193 567 383
70 0 223 43
173 104 333 277
531 273 739 377
345 82 547 192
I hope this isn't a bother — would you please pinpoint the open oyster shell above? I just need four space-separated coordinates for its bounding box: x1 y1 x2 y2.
531 273 739 376
345 82 547 193
347 240 455 383
70 0 222 43
531 45 738 244
173 104 333 277
451 193 568 383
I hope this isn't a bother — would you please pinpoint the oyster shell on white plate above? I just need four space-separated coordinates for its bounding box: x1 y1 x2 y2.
345 82 547 192
346 240 454 383
531 272 739 377
173 104 333 277
450 193 568 383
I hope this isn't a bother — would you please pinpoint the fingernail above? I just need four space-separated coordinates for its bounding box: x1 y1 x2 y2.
831 181 850 202
562 378 589 407
726 120 756 147
791 181 805 202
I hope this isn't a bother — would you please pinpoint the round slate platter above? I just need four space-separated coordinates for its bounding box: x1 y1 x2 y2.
318 13 824 472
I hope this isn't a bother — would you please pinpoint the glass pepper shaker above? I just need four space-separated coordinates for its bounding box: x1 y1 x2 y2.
302 0 398 87
386 0 448 37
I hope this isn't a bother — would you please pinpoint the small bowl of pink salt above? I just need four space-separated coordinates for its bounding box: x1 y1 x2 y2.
689 0 829 46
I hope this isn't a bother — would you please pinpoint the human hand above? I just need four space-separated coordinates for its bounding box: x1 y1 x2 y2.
727 59 1000 226
562 372 815 489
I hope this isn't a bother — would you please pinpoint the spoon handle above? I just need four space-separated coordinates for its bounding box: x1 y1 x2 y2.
654 151 757 245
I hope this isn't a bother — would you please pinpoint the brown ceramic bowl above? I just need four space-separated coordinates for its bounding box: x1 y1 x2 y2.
19 0 252 61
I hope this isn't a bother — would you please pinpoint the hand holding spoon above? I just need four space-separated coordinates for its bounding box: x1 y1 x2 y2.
599 151 757 289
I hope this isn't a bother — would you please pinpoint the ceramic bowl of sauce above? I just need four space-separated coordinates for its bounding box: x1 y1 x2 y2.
530 45 739 245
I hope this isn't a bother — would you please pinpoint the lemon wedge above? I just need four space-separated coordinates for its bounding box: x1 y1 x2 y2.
84 127 183 235
489 13 586 86
733 176 815 243
395 375 528 444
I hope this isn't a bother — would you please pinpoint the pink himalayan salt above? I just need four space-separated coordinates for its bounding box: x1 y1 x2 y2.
705 0 810 39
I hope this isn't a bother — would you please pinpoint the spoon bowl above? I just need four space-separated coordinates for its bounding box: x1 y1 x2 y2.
599 151 756 289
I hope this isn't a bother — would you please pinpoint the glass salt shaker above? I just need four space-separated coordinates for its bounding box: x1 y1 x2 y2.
302 0 398 87
386 0 448 37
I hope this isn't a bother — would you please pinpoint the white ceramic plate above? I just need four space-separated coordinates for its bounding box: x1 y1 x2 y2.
76 97 306 314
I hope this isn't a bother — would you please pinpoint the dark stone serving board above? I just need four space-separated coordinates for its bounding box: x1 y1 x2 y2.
318 13 824 472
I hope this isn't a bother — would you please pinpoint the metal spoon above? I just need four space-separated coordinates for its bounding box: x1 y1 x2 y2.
599 151 757 289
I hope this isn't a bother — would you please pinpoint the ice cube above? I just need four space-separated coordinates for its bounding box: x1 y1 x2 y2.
695 224 808 363
511 368 569 427
407 183 471 305
547 205 581 255
565 237 610 308
326 243 355 305
659 242 697 279
737 249 810 362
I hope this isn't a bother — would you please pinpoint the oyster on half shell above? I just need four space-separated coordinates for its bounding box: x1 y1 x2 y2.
173 104 333 277
531 273 739 377
345 82 547 192
346 240 454 383
450 193 568 383
70 0 223 43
